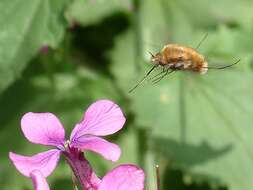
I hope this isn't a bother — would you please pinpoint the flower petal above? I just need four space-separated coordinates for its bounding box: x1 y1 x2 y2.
98 164 145 190
71 136 121 162
21 112 65 146
70 100 126 141
30 170 50 190
9 149 61 177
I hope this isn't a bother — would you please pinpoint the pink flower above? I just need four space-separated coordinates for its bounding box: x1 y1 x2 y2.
9 100 127 189
30 170 50 190
30 164 144 190
98 164 145 190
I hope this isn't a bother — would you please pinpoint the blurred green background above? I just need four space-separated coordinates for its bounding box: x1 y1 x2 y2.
1 0 253 190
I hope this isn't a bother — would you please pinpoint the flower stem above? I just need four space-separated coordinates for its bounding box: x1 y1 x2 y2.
63 147 100 190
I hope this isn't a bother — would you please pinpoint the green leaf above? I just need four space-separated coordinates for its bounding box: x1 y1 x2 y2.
174 0 253 28
110 0 253 189
66 0 131 26
0 0 69 94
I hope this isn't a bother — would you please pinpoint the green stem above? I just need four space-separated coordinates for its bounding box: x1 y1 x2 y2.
133 0 142 72
137 128 148 168
179 74 187 143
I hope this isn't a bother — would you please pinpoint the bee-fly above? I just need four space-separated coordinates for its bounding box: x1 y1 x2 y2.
129 34 240 93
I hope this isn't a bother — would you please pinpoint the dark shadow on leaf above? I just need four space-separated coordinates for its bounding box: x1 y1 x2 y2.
154 137 233 167
162 167 228 190
71 12 130 75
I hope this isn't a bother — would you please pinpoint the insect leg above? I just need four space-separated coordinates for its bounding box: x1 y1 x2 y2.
148 67 166 81
152 69 174 84
128 65 158 93
205 59 241 70
152 69 170 83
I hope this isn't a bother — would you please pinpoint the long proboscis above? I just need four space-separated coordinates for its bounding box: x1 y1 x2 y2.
128 65 157 93
206 59 241 70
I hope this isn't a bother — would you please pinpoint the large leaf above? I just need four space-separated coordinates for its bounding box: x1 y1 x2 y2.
0 0 68 94
66 0 131 26
110 0 253 189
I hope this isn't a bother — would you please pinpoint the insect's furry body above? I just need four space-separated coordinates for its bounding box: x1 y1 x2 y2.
152 44 208 74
